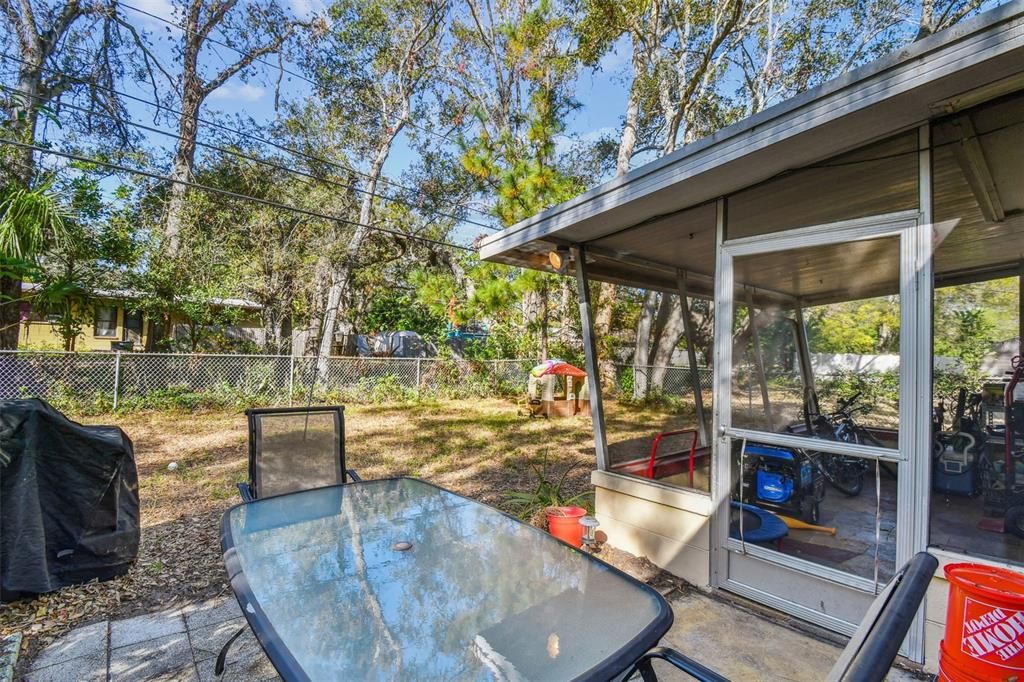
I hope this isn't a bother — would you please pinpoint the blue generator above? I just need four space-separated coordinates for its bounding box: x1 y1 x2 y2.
739 443 825 523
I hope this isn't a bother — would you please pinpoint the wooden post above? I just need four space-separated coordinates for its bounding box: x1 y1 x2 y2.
572 245 609 470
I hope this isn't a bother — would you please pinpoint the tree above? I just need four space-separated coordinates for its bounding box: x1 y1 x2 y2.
0 0 149 186
159 0 305 256
916 0 986 39
0 0 153 349
578 0 990 390
805 297 901 354
363 291 446 338
187 146 344 354
732 0 941 117
576 0 761 388
453 0 585 359
298 0 447 368
30 170 138 350
133 223 245 353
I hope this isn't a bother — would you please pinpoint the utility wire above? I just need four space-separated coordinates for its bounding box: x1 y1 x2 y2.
0 138 475 252
115 1 468 147
118 1 318 90
0 52 496 220
0 81 499 232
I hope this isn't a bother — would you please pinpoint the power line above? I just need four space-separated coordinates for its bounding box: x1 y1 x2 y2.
0 52 496 220
0 137 476 252
116 1 469 148
0 81 499 232
118 1 319 90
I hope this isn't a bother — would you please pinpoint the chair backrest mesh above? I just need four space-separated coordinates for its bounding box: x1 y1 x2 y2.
251 410 343 498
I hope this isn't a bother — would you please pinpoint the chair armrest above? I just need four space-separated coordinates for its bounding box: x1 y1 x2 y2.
346 469 362 482
622 647 729 682
828 551 938 682
236 482 255 502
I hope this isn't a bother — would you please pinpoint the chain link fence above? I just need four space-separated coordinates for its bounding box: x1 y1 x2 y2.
613 363 713 400
0 351 535 412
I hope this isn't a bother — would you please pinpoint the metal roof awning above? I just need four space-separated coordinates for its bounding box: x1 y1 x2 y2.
478 1 1024 303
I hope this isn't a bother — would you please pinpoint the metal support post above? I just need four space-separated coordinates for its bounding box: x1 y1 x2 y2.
416 358 422 398
677 270 709 446
288 355 295 406
794 303 819 418
112 351 121 410
572 245 609 470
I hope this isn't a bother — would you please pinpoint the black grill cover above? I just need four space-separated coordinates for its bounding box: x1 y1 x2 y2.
0 399 139 601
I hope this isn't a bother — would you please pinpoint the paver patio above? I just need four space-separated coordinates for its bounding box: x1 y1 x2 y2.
23 595 276 682
21 588 921 681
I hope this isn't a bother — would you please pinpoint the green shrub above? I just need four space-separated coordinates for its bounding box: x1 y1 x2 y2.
363 374 417 404
617 365 634 397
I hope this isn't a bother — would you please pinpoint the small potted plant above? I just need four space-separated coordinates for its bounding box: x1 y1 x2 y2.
543 505 588 547
506 458 593 547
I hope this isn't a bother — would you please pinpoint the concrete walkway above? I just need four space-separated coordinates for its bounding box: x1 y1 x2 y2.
22 590 919 681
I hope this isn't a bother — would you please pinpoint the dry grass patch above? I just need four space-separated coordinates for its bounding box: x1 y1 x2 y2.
1 397 689 660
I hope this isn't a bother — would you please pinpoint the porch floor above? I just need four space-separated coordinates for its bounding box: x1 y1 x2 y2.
652 589 922 681
21 587 923 681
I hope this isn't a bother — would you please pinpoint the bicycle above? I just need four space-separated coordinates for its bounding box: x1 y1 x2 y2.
805 392 887 497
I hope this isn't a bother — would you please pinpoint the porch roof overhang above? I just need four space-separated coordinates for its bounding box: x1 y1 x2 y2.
478 2 1024 301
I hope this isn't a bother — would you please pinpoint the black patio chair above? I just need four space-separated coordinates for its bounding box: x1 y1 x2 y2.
622 551 938 682
220 406 360 677
236 406 359 503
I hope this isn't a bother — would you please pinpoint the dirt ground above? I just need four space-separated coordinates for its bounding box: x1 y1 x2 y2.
0 397 688 660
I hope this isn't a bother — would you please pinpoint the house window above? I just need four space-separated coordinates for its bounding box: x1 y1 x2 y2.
94 306 118 337
29 308 62 323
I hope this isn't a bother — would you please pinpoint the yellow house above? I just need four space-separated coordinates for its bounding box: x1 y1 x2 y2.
18 284 264 351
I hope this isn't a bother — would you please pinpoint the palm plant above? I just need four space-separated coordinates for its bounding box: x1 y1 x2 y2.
0 180 69 257
0 179 70 349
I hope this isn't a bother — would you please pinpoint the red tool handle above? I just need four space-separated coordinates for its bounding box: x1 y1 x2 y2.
647 429 699 486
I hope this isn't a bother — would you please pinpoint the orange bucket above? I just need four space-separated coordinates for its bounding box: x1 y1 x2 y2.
545 506 586 547
938 641 991 681
943 563 1024 680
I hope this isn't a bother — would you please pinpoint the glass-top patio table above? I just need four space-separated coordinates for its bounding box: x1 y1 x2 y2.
221 477 673 681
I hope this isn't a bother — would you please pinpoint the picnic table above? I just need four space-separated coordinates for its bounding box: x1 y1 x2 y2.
221 477 672 681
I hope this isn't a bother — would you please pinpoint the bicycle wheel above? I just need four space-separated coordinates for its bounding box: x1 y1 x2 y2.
854 428 898 479
818 455 865 496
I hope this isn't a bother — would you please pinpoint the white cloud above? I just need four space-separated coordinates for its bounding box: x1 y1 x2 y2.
288 0 326 20
208 83 266 102
597 37 632 75
126 0 177 29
